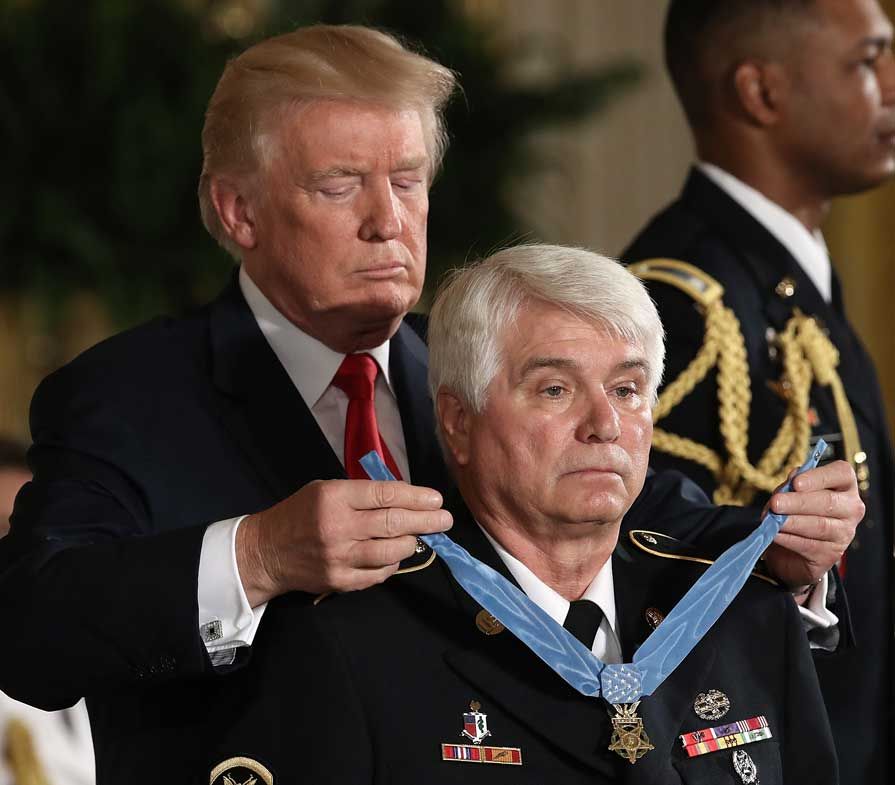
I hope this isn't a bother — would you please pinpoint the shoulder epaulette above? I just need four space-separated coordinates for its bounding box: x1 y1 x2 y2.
313 548 437 606
627 258 725 308
628 530 778 586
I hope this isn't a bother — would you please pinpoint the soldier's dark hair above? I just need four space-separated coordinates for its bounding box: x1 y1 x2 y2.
665 0 818 129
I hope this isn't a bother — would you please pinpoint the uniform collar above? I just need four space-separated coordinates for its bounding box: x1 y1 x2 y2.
477 523 619 657
697 162 832 302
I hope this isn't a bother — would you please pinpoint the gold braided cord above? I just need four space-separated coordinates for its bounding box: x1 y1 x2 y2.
632 259 864 507
3 718 53 785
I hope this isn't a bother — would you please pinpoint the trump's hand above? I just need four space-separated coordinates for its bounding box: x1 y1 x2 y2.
235 479 452 606
763 460 863 590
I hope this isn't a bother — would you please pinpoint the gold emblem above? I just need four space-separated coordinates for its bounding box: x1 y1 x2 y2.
475 610 505 635
644 607 664 630
775 276 796 298
210 757 273 785
693 689 730 720
608 702 654 763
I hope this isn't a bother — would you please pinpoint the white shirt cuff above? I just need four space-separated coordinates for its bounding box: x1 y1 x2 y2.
198 516 267 662
797 572 838 648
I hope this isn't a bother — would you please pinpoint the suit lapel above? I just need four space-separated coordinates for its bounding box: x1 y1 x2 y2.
389 324 449 494
440 500 621 777
207 276 345 503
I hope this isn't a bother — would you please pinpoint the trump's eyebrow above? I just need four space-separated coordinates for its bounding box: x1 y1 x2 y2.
309 157 429 182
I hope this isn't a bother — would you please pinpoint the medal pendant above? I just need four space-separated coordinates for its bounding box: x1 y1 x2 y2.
608 702 654 764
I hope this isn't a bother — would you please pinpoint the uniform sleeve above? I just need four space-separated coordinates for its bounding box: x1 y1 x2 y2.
204 595 374 784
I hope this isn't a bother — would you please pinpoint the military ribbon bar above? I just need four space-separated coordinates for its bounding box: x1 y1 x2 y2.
682 727 773 758
679 715 769 748
441 744 522 764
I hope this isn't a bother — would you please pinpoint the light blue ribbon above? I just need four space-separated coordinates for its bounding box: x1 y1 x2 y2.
361 440 826 704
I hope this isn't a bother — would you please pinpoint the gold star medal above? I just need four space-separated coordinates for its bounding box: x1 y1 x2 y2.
607 702 654 763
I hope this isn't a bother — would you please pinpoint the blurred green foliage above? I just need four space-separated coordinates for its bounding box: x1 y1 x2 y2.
0 0 643 325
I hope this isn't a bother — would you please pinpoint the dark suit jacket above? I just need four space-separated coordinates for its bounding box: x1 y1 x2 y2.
204 496 836 785
624 167 895 784
0 274 781 784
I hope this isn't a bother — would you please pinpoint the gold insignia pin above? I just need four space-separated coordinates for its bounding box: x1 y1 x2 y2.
210 757 273 785
475 609 505 636
775 276 796 298
608 702 654 763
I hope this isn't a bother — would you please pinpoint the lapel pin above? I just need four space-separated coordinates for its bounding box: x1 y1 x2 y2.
441 701 522 765
644 607 664 630
462 701 491 743
732 749 759 783
475 609 505 636
693 689 730 721
414 537 428 554
775 276 796 298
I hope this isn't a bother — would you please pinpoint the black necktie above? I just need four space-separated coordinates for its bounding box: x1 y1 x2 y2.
562 599 604 649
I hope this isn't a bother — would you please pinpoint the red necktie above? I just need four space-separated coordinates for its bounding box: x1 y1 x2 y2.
331 353 403 480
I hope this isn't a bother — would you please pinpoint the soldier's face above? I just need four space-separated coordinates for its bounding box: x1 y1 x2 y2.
457 300 653 538
780 0 895 195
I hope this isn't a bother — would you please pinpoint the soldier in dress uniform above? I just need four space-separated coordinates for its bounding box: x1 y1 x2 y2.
623 1 895 781
205 245 840 785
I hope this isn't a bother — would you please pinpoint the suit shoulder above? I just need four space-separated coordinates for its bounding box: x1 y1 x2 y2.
33 308 210 405
627 530 780 588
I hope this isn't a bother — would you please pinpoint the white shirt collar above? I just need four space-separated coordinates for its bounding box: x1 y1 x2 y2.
478 524 621 663
697 162 832 302
238 266 393 409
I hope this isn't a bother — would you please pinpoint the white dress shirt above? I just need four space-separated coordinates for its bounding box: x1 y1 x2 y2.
480 526 623 664
197 267 410 663
697 162 838 635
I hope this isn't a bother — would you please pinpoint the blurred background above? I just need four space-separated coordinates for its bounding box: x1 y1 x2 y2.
1 0 893 443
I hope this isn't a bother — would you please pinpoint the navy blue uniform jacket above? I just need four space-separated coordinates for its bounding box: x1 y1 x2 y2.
624 167 894 784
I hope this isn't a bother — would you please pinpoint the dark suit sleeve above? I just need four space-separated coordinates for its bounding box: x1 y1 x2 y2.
0 371 211 710
781 593 839 782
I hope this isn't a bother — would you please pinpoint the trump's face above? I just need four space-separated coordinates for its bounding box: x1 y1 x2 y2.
446 299 653 539
236 100 430 352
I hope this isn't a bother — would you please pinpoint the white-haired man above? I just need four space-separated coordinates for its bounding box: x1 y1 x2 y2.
206 245 836 784
0 26 860 784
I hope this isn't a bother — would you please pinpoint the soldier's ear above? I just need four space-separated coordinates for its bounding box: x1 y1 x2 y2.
732 59 788 127
437 389 471 467
210 175 258 250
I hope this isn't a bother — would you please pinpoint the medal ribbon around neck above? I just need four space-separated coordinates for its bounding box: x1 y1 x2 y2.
360 440 825 704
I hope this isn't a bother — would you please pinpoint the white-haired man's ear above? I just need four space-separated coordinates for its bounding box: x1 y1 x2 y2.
436 389 472 468
210 176 258 251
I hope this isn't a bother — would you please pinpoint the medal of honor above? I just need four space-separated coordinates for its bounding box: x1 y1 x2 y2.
361 443 824 768
608 702 654 763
